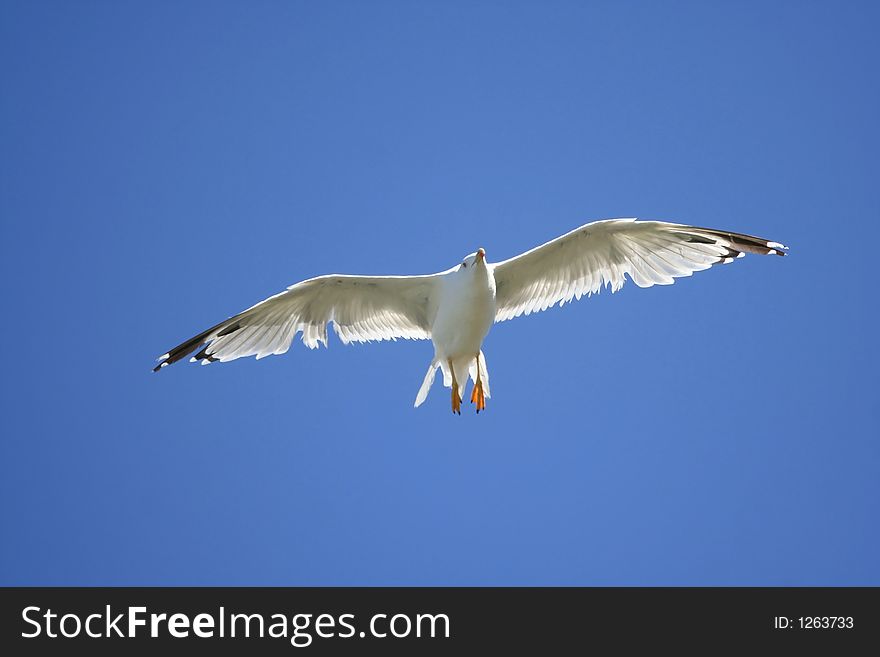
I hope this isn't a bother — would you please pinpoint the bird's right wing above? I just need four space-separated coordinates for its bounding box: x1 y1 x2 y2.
154 273 439 370
492 218 787 322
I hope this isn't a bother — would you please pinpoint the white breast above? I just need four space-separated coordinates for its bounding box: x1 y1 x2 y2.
431 266 496 359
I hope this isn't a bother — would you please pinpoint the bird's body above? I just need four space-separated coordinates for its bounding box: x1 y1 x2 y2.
155 218 787 413
419 248 496 412
430 251 496 359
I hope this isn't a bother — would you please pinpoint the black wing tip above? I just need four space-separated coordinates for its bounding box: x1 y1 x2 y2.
193 346 220 363
152 318 244 373
763 244 789 257
217 321 241 337
152 352 171 372
153 350 220 372
152 342 209 372
686 226 789 259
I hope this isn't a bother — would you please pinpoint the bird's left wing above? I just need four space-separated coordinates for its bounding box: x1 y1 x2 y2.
154 273 438 371
492 218 786 322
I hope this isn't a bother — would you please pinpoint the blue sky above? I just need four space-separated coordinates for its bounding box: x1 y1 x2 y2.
1 1 877 585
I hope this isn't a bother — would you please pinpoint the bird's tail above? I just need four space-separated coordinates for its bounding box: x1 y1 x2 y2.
414 359 439 408
414 352 491 408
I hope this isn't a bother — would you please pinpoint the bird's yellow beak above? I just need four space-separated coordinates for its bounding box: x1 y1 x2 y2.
477 248 486 261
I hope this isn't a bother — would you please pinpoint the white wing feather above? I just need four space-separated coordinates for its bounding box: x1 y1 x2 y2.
493 218 787 322
155 273 438 370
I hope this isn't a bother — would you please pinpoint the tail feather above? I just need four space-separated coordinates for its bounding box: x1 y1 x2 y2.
414 359 439 407
415 352 491 409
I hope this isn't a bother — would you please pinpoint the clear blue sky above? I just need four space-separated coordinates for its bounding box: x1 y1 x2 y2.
1 1 877 585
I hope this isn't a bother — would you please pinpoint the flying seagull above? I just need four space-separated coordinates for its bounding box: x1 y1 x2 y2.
154 218 786 413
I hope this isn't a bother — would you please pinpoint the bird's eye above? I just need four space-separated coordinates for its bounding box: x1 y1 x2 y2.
461 262 467 268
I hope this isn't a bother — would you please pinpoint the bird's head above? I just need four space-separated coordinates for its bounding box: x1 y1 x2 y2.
458 247 486 272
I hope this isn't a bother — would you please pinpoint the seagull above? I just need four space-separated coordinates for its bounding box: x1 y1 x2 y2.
154 218 786 413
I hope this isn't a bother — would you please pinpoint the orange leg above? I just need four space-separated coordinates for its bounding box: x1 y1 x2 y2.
448 359 461 415
469 355 487 413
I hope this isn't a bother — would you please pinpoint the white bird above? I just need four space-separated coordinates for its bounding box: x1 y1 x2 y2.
154 218 787 413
